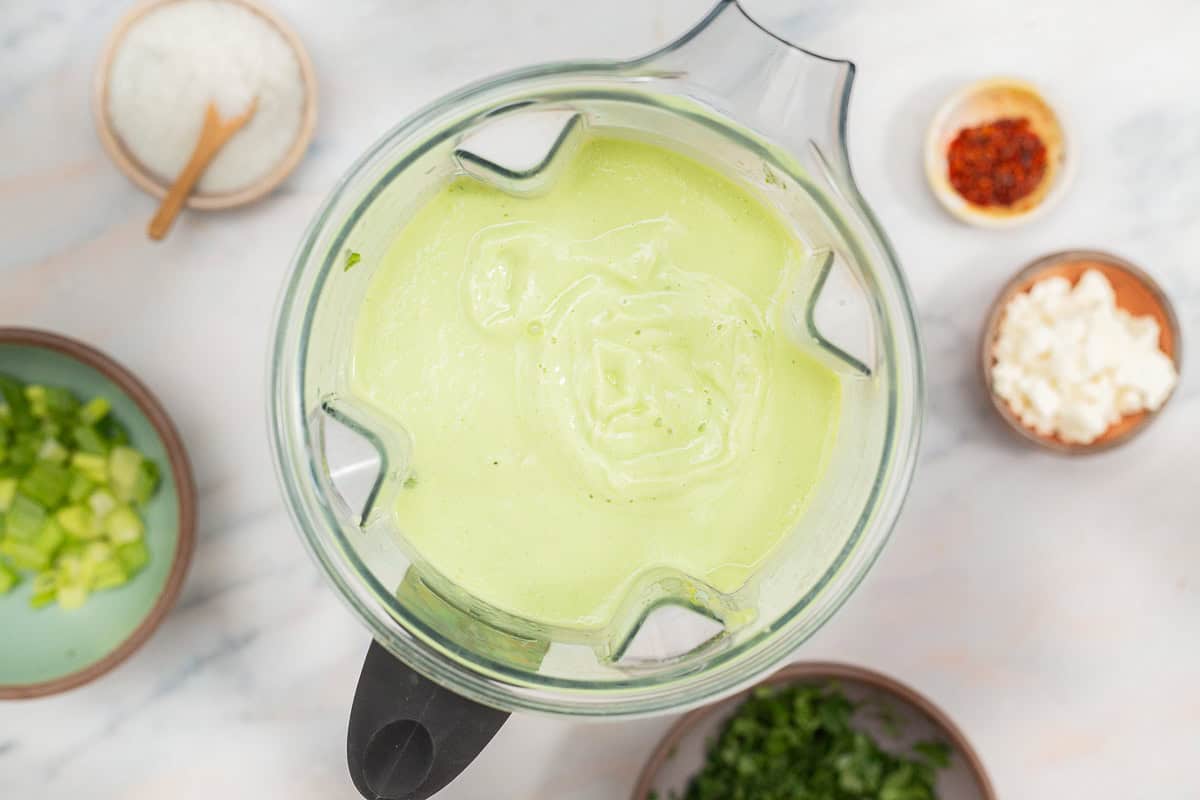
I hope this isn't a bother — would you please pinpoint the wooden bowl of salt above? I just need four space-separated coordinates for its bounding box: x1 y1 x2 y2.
93 0 318 211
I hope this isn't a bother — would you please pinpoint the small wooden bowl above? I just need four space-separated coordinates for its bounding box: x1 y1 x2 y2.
632 662 997 800
0 329 196 699
981 250 1182 454
926 78 1071 227
92 0 318 210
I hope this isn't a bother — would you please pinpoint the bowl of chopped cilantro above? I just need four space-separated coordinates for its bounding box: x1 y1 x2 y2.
0 329 195 699
633 662 996 800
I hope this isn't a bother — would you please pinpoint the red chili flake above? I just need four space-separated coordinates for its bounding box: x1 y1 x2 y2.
946 117 1047 207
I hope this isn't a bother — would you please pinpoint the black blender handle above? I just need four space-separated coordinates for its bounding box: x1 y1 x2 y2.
347 640 510 800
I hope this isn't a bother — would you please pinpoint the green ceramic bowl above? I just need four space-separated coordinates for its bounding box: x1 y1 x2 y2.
0 329 195 699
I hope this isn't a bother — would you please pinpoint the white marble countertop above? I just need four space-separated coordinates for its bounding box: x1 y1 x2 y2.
2 0 1198 797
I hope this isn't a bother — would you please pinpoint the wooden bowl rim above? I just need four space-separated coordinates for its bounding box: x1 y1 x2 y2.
0 328 197 700
980 249 1183 455
91 0 319 210
630 661 998 800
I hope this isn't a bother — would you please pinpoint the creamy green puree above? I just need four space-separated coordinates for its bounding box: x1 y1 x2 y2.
351 137 840 630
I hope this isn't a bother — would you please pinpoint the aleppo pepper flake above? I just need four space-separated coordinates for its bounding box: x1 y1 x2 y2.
947 117 1047 207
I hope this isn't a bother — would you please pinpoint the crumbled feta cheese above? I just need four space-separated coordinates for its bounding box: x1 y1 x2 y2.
991 269 1178 444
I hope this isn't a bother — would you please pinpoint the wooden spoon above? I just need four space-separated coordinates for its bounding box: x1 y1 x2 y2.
147 98 258 240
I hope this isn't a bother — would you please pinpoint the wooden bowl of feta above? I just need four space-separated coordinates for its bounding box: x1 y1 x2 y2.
982 251 1181 454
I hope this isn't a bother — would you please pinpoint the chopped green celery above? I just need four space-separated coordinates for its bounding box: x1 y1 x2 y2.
79 396 111 426
109 447 143 502
55 505 100 540
8 435 38 468
34 520 66 556
0 561 18 593
131 460 160 506
19 460 71 508
29 571 56 608
106 505 144 544
56 583 87 610
117 540 148 573
57 541 83 559
7 493 47 540
88 489 118 519
24 385 47 418
57 557 92 594
91 558 128 590
56 549 85 579
61 543 112 594
34 519 66 557
0 380 157 610
84 539 112 560
67 472 94 503
37 438 69 463
0 539 50 571
71 424 109 456
0 375 34 431
71 452 108 484
44 387 79 419
98 416 129 447
0 477 17 512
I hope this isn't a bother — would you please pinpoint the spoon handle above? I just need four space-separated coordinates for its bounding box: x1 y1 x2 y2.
147 100 254 241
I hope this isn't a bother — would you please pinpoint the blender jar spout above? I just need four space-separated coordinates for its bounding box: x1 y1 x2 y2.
634 0 856 183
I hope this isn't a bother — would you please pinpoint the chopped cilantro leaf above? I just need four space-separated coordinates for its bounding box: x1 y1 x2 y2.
666 683 949 800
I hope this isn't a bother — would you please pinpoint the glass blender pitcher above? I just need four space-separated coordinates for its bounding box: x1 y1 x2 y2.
269 2 924 797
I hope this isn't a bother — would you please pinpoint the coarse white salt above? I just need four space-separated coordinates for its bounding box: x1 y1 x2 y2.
107 0 306 195
991 269 1178 444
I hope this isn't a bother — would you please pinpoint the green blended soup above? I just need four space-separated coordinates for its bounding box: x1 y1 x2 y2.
351 137 840 630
